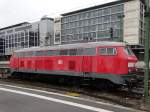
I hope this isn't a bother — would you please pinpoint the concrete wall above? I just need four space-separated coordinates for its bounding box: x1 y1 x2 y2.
39 17 54 46
124 0 141 44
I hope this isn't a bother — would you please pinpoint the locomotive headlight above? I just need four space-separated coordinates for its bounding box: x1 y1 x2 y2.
128 62 135 67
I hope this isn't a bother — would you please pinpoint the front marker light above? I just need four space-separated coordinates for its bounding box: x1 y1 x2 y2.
128 62 135 67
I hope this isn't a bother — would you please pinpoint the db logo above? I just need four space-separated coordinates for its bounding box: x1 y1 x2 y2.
58 60 63 65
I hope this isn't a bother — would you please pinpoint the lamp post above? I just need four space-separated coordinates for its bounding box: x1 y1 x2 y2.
144 0 150 103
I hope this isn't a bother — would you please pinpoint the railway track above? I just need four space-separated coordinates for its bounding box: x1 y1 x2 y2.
0 74 144 99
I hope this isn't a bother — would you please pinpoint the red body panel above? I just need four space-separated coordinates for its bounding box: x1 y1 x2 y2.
82 56 92 72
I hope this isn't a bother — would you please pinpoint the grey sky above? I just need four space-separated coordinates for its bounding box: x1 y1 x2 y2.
0 0 115 28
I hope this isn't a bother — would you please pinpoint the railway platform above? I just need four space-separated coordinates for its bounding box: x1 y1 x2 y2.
0 83 145 112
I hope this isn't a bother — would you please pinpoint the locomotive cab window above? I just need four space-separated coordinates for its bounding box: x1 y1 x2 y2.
107 48 117 55
124 47 134 56
99 48 117 55
99 48 107 54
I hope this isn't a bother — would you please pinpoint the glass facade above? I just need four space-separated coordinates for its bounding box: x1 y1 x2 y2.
0 23 39 55
4 31 39 55
0 36 5 55
61 4 124 44
0 17 54 56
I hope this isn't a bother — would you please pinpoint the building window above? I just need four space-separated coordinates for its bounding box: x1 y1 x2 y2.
98 24 104 30
98 17 103 23
104 8 110 15
98 9 103 16
111 5 123 14
104 16 110 23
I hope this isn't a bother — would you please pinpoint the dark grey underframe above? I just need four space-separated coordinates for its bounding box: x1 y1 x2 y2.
11 69 136 85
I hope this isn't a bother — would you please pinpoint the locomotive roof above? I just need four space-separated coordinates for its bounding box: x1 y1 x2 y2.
15 41 126 53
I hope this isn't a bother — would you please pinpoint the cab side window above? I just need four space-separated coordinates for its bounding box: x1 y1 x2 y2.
99 48 107 55
99 48 117 55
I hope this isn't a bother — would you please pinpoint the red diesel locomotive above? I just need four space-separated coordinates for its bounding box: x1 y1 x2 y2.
10 42 138 86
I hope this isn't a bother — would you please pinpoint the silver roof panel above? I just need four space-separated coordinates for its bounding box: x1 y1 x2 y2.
15 42 126 53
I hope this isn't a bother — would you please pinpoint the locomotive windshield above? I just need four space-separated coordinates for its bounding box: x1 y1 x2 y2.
124 47 134 56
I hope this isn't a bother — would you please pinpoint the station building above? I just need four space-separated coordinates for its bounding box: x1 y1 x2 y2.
54 0 145 48
0 16 54 57
0 0 147 75
0 0 146 60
